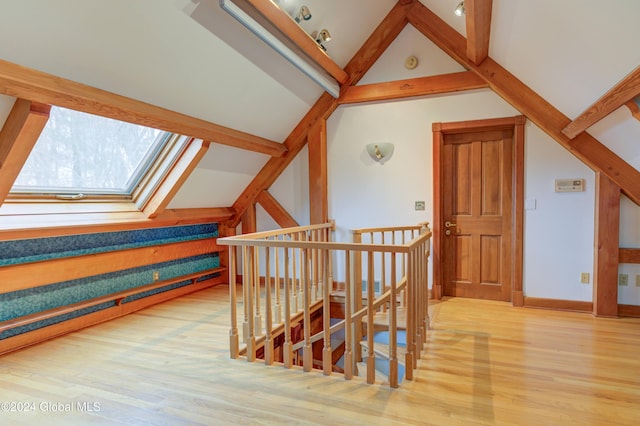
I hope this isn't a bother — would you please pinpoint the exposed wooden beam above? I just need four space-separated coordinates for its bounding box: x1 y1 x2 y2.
308 119 328 224
593 172 620 318
563 65 640 139
143 139 210 218
0 59 286 157
0 99 50 203
619 248 640 264
339 72 487 104
256 190 299 228
242 202 257 234
465 0 493 65
244 0 348 85
228 1 412 228
408 2 640 206
626 97 640 121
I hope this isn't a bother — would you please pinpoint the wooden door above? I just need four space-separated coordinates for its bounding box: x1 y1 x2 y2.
441 128 513 301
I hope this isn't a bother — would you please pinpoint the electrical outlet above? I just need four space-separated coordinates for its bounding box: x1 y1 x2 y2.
636 275 640 287
580 272 590 284
619 274 629 287
153 271 160 281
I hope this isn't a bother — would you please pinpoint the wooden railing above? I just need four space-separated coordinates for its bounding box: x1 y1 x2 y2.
218 221 431 388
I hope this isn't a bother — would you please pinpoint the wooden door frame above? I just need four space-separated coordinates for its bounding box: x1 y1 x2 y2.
432 116 526 306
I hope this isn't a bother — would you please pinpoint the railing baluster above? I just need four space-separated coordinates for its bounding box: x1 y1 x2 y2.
366 250 376 384
246 245 256 362
344 250 353 380
302 247 312 372
242 245 249 343
264 247 274 365
322 247 332 376
283 247 293 368
229 246 239 359
254 246 262 337
275 238 282 324
389 252 398 388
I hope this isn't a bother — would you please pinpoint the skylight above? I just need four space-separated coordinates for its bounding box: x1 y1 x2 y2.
11 106 171 197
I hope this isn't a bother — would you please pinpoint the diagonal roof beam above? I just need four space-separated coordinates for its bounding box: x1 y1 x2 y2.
244 0 348 85
408 1 640 206
228 0 413 228
338 71 487 104
563 65 640 138
465 0 493 65
627 97 640 121
0 59 286 157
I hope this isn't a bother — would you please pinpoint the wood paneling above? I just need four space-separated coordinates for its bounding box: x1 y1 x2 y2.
0 59 286 157
563 65 640 138
0 99 50 202
339 72 487 104
408 2 640 207
0 238 219 294
593 173 620 317
465 0 493 65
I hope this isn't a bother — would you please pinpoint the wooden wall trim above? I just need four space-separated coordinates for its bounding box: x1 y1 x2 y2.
0 277 224 356
0 59 286 157
0 238 219 294
618 304 640 318
338 72 487 104
593 173 620 317
524 297 593 313
0 99 50 203
408 2 640 207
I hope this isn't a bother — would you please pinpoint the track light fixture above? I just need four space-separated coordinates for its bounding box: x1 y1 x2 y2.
454 1 465 16
295 5 312 22
311 29 332 51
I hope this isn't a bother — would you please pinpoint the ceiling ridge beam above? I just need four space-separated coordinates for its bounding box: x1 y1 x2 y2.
228 0 413 228
408 1 640 206
338 71 488 104
0 59 286 157
563 65 640 138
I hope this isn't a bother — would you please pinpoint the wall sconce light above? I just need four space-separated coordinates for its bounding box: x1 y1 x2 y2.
295 5 312 22
454 1 465 16
366 143 394 163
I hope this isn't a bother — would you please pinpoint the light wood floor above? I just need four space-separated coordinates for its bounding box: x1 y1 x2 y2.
1 285 639 425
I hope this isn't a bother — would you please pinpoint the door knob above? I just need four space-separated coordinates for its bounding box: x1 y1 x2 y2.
445 221 457 228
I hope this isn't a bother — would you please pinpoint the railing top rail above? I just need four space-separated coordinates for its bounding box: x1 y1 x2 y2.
351 222 429 235
221 222 335 241
218 230 432 253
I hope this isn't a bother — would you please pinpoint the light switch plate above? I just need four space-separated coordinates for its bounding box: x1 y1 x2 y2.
415 201 425 211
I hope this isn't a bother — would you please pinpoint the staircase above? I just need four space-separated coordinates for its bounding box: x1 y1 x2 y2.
218 221 431 388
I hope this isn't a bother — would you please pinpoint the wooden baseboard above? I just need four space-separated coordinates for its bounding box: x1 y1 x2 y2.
0 276 225 356
523 297 593 313
618 304 640 317
512 290 524 307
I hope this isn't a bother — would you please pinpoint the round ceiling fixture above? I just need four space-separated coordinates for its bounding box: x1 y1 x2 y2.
404 55 419 70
